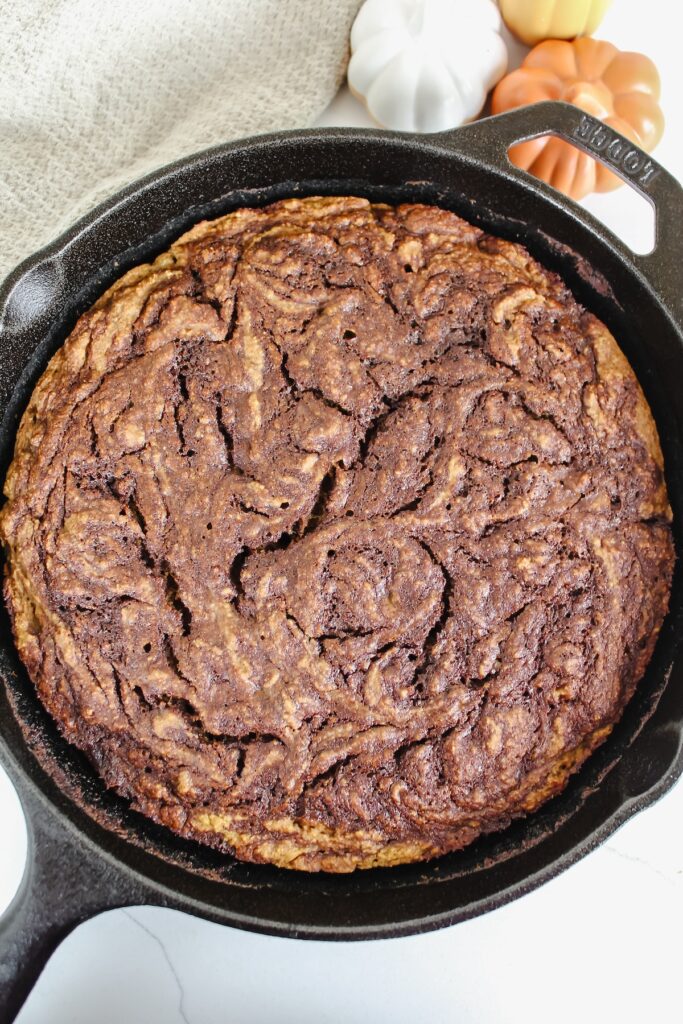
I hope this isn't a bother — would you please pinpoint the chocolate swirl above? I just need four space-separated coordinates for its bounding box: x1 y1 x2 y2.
1 197 673 871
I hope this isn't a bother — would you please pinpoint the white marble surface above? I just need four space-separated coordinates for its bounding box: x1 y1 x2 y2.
2 1 682 1020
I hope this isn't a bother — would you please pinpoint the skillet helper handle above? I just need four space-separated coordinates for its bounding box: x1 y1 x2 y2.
0 765 144 1023
439 100 683 325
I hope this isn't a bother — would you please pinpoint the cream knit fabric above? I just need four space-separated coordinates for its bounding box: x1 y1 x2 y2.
0 0 360 282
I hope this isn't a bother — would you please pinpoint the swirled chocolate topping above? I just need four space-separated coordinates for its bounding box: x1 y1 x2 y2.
1 197 673 871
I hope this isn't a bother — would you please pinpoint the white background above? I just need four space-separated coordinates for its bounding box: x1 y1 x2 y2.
2 2 682 1021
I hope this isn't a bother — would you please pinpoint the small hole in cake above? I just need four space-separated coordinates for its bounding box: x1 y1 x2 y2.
186 449 196 457
346 509 354 517
504 318 512 331
280 501 290 509
143 642 152 653
119 509 126 516
327 549 336 557
408 653 417 662
446 503 452 511
343 329 356 340
404 264 413 273
611 496 621 507
206 522 213 530
434 436 441 448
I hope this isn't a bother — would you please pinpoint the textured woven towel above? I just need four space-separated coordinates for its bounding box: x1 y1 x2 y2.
0 0 360 282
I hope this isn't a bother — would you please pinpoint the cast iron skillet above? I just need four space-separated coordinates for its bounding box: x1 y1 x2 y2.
0 101 682 1022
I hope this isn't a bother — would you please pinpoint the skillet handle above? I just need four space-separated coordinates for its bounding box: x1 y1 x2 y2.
437 100 683 325
0 759 146 1023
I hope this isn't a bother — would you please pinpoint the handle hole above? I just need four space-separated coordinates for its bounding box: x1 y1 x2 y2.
0 765 28 916
582 184 655 256
505 140 656 255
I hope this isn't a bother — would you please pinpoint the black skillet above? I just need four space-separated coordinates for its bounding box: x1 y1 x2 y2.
1 101 682 1022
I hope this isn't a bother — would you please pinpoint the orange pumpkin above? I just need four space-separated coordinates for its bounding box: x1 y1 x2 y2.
491 38 664 199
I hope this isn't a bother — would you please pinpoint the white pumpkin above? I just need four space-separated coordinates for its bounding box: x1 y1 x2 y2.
348 0 508 132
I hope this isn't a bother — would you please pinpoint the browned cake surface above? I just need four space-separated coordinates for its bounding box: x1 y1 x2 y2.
0 197 674 871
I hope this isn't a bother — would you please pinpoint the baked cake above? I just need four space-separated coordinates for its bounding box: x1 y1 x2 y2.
0 197 674 871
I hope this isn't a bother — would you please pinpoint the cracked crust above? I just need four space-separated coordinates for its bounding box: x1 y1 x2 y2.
0 196 674 872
